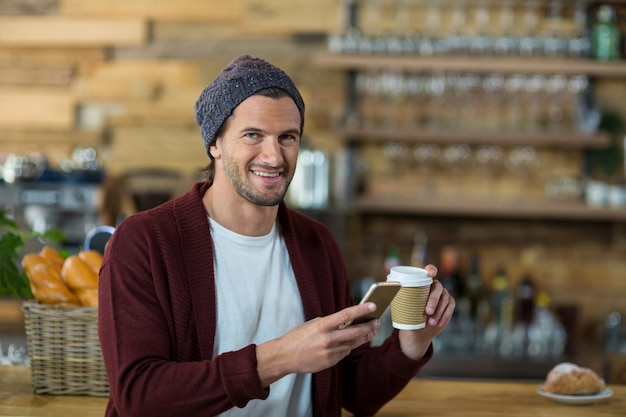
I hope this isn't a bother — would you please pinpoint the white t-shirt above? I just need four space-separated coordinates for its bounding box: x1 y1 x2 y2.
210 217 312 417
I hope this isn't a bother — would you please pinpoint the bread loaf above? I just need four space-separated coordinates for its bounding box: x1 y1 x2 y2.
76 288 99 307
21 253 80 306
78 250 103 274
543 362 606 395
38 245 65 272
61 255 99 291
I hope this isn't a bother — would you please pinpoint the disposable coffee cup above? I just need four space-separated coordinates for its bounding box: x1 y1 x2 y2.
387 266 432 330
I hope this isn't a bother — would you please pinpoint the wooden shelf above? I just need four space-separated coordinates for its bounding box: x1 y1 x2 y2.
354 196 626 222
315 53 626 77
336 127 611 149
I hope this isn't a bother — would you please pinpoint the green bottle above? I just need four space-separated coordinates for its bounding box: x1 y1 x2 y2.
592 5 620 61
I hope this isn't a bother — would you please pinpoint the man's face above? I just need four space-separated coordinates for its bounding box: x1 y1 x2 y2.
210 95 301 207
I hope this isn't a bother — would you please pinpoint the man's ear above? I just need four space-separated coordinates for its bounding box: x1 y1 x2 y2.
209 141 221 160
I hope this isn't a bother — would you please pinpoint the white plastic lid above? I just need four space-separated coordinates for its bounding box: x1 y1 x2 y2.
387 265 432 286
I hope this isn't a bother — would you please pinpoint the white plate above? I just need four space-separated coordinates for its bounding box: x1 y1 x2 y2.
536 387 614 405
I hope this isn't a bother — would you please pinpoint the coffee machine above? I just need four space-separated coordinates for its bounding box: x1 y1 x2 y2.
0 182 101 254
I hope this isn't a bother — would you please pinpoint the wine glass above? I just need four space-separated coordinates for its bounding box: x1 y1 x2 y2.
469 0 494 55
403 73 424 130
519 0 541 56
447 0 469 55
494 0 518 56
419 0 443 55
439 144 473 199
505 146 540 201
413 143 440 197
565 75 589 131
545 74 567 130
503 74 526 130
476 145 503 200
383 141 409 176
569 0 591 58
542 0 568 57
359 0 386 54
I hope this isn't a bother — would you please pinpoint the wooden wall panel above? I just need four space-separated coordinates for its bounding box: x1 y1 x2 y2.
0 64 74 87
0 0 58 15
242 0 339 34
0 47 105 75
60 0 242 22
0 17 146 46
73 61 199 101
109 126 207 176
0 88 74 129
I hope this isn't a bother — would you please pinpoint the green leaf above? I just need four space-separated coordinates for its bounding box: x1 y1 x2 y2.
0 208 64 299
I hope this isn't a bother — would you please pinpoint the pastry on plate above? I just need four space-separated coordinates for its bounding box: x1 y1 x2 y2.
542 362 606 395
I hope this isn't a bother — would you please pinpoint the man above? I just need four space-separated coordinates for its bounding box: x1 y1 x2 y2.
98 55 455 417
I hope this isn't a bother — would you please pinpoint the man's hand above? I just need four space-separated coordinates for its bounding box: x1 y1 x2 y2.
256 303 381 387
399 264 455 360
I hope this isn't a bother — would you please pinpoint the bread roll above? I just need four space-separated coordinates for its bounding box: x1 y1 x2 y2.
543 362 606 395
61 255 99 291
78 250 103 274
38 245 65 272
76 288 99 307
21 254 80 306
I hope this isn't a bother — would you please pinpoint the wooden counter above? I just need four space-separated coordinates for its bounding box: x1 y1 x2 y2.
1 365 623 416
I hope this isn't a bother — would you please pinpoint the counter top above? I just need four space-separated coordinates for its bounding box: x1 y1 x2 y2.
1 365 623 416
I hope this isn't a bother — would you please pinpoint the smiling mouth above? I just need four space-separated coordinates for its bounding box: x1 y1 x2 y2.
252 170 281 178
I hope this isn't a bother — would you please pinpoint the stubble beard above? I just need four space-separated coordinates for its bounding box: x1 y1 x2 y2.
223 157 292 207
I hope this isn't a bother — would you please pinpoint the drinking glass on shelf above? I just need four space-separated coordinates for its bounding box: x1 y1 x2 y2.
545 74 567 130
542 0 568 57
566 75 589 131
519 0 542 56
458 73 481 130
359 0 386 54
413 143 440 197
494 0 518 56
419 0 443 55
403 73 424 131
383 141 409 176
447 0 469 55
360 70 383 129
379 70 407 130
481 73 505 130
469 0 494 55
388 0 417 54
505 146 541 201
522 74 547 131
439 144 473 199
423 72 446 130
476 144 503 200
503 74 526 130
568 0 591 58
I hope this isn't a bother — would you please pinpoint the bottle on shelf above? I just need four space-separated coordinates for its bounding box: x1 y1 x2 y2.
438 246 465 301
383 244 401 279
592 5 621 61
515 274 536 325
466 253 488 323
490 267 514 330
410 230 428 268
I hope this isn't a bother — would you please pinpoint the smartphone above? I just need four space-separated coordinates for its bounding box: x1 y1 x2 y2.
350 281 401 325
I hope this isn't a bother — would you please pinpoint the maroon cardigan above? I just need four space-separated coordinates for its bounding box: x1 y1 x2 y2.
98 181 432 417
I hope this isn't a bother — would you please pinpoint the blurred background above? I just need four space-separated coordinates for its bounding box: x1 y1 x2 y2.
1 0 625 382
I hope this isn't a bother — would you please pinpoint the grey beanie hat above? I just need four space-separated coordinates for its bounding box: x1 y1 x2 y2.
194 55 305 156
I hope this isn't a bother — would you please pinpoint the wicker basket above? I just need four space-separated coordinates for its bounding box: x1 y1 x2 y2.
21 301 110 397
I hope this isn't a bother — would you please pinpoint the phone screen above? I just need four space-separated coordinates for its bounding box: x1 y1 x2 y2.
351 281 401 325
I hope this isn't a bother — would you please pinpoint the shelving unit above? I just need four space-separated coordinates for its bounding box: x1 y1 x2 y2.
315 53 626 78
333 126 610 148
314 1 626 222
355 196 626 221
